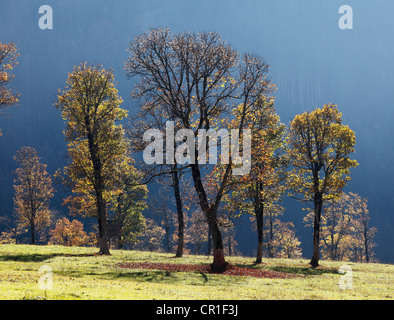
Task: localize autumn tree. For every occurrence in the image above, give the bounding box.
[125,28,271,271]
[0,42,20,136]
[55,62,132,255]
[287,104,358,267]
[227,96,287,263]
[270,220,302,259]
[184,209,205,254]
[304,192,376,262]
[108,170,147,249]
[49,217,94,247]
[135,218,166,252]
[353,193,377,263]
[0,216,18,244]
[127,114,189,257]
[264,204,285,258]
[13,147,54,244]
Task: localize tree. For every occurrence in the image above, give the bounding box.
[125,28,271,271]
[264,204,285,258]
[127,112,189,258]
[108,170,147,249]
[227,96,287,263]
[13,147,54,244]
[55,62,129,255]
[135,218,166,252]
[271,220,303,259]
[352,193,377,263]
[287,104,358,267]
[0,42,19,136]
[49,217,93,247]
[304,192,377,262]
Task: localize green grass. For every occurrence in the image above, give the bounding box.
[0,244,392,300]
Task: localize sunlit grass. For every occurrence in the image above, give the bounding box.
[0,244,392,300]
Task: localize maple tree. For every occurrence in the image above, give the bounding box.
[226,96,287,263]
[0,42,20,137]
[269,220,303,259]
[127,115,189,258]
[134,218,166,252]
[55,62,132,255]
[125,28,272,271]
[187,209,208,254]
[304,192,377,262]
[262,204,285,258]
[108,170,147,249]
[287,104,358,267]
[49,217,94,247]
[13,147,54,244]
[353,193,377,263]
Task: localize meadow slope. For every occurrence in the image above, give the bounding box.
[0,244,392,300]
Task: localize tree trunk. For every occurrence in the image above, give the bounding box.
[209,217,226,272]
[190,163,227,272]
[172,166,184,258]
[207,228,212,255]
[30,221,36,245]
[117,237,123,250]
[97,191,110,255]
[268,211,274,258]
[364,225,369,263]
[86,122,110,255]
[310,192,323,268]
[255,205,264,264]
[162,210,171,253]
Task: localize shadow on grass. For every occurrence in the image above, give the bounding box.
[55,267,233,287]
[55,268,201,285]
[268,265,339,276]
[114,270,177,282]
[0,253,95,263]
[232,262,339,276]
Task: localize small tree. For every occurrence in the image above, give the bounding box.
[288,104,358,267]
[187,209,209,254]
[135,218,165,252]
[305,192,377,262]
[108,170,147,249]
[49,217,91,247]
[227,96,287,263]
[272,220,302,259]
[13,147,54,244]
[352,193,377,263]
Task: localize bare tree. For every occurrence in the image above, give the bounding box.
[125,28,271,271]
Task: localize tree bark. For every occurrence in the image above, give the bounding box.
[172,166,184,258]
[255,204,264,264]
[363,224,369,263]
[86,124,110,255]
[209,216,226,272]
[227,236,232,256]
[30,220,36,245]
[97,191,110,254]
[310,192,323,268]
[268,211,274,258]
[190,163,226,272]
[207,228,212,256]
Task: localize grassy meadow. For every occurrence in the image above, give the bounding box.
[0,244,392,300]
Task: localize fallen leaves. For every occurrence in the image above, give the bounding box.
[117,262,297,279]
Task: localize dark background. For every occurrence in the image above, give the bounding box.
[0,0,393,263]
